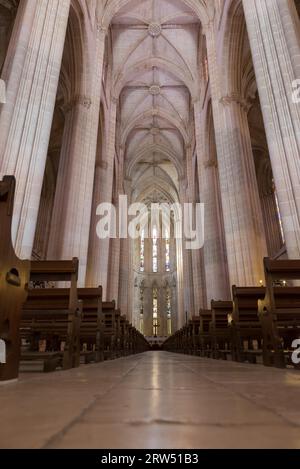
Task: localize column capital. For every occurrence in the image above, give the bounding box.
[96,23,108,35]
[220,93,252,113]
[62,94,92,114]
[202,18,214,37]
[96,160,108,170]
[111,94,119,105]
[204,158,218,169]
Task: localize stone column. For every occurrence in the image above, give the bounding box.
[171,281,177,334]
[178,178,195,318]
[194,101,230,304]
[118,178,134,321]
[85,99,117,294]
[242,0,300,259]
[205,21,267,287]
[185,143,206,313]
[0,0,70,259]
[0,80,5,103]
[118,237,130,316]
[108,152,124,303]
[174,208,185,329]
[47,27,107,285]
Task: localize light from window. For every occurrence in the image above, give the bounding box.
[153,287,158,336]
[165,230,170,272]
[140,229,145,272]
[153,227,158,273]
[166,288,172,336]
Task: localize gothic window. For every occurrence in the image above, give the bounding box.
[153,287,158,336]
[166,288,172,336]
[140,229,145,272]
[152,227,158,273]
[165,230,170,272]
[139,284,144,334]
[139,311,144,335]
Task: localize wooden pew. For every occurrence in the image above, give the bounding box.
[136,329,150,353]
[182,321,192,354]
[199,309,213,357]
[210,300,233,359]
[190,316,201,355]
[258,258,300,368]
[119,315,130,356]
[102,301,119,359]
[0,176,30,381]
[231,286,265,363]
[21,258,82,372]
[78,287,104,364]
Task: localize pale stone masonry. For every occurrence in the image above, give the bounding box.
[0,0,70,259]
[0,0,299,332]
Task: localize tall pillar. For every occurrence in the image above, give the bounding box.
[179,178,195,318]
[184,143,205,315]
[243,0,300,259]
[0,80,5,103]
[205,21,267,287]
[0,0,70,259]
[48,27,107,285]
[118,236,130,317]
[118,178,134,321]
[194,100,230,304]
[85,99,117,294]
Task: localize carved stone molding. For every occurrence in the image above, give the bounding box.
[96,24,108,35]
[150,127,160,136]
[148,22,162,37]
[220,93,252,113]
[204,158,218,169]
[149,85,161,96]
[62,95,92,114]
[96,160,108,170]
[111,95,119,105]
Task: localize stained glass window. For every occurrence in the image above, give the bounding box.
[153,287,158,336]
[166,288,172,336]
[165,230,170,272]
[153,227,158,273]
[139,286,144,333]
[140,229,145,272]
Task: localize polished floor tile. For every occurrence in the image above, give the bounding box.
[0,352,299,449]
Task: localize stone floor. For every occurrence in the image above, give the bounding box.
[0,351,300,449]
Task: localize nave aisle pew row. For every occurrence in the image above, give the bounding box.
[0,176,30,381]
[21,258,82,372]
[258,258,300,368]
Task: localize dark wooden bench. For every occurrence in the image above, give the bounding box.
[78,287,104,364]
[199,310,213,357]
[0,176,30,381]
[102,301,119,359]
[189,316,201,355]
[21,258,82,372]
[231,286,265,363]
[258,258,300,368]
[134,328,150,353]
[210,300,233,359]
[163,327,182,353]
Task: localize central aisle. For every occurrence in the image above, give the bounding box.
[1,352,300,449]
